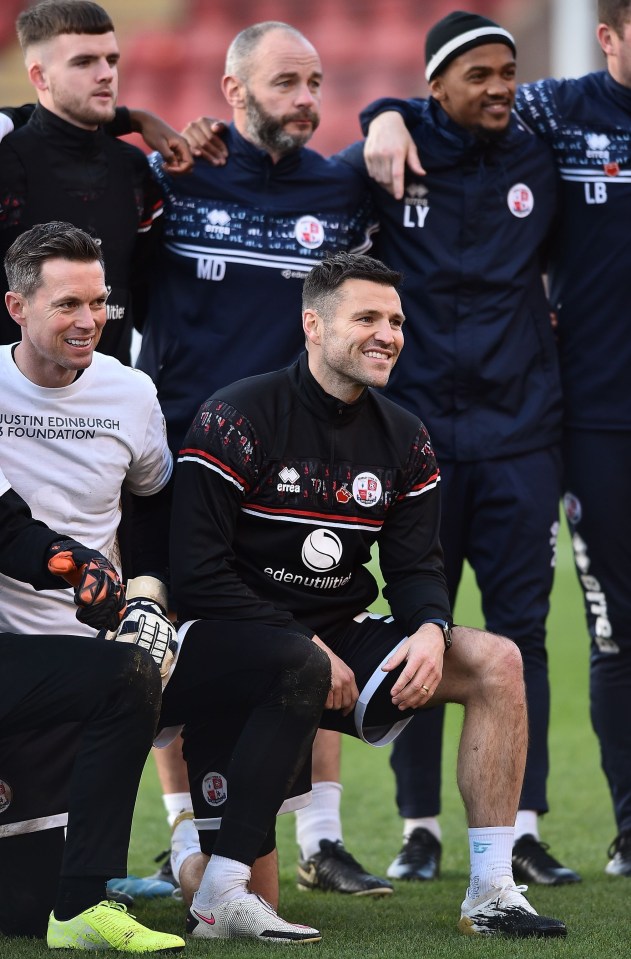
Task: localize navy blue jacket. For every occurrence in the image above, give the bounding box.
[137,124,376,451]
[351,97,562,462]
[516,73,631,430]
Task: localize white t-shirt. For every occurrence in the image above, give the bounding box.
[0,346,173,635]
[0,466,9,498]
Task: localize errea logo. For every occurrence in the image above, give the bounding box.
[585,133,610,160]
[406,183,428,200]
[278,466,300,493]
[205,209,231,236]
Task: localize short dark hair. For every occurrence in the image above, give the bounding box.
[17,0,114,50]
[598,0,631,35]
[5,221,104,298]
[302,253,402,317]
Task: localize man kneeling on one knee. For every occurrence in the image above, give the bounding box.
[159,252,568,942]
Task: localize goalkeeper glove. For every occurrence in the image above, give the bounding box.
[111,575,178,682]
[47,538,126,631]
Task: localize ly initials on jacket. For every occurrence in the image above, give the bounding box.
[403,183,430,228]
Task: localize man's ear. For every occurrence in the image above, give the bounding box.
[5,292,28,328]
[222,74,246,109]
[429,76,446,102]
[303,308,322,345]
[596,23,615,58]
[27,59,48,93]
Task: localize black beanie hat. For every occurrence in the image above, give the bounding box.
[425,10,516,82]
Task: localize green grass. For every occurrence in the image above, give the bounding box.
[7,519,630,957]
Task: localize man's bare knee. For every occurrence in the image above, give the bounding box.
[443,626,524,703]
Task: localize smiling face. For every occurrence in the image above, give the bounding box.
[26,31,119,129]
[430,42,516,136]
[6,257,108,387]
[304,278,405,403]
[225,28,322,160]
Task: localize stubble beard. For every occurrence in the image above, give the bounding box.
[244,90,319,156]
[51,82,116,128]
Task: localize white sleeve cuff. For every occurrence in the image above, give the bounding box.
[0,114,15,141]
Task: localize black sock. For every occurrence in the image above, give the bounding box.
[54,876,108,921]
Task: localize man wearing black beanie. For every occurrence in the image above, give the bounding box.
[340,7,579,909]
[424,10,516,82]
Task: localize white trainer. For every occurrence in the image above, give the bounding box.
[186,894,322,943]
[458,876,567,938]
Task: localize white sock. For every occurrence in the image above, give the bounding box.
[170,814,201,885]
[295,781,343,859]
[514,810,539,842]
[194,854,252,908]
[162,791,193,828]
[403,817,441,842]
[467,826,514,901]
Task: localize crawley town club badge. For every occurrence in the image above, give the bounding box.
[0,779,13,814]
[202,771,227,807]
[352,472,382,507]
[507,183,534,218]
[295,215,325,249]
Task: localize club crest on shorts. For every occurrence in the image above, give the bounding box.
[0,779,13,814]
[202,772,227,807]
[352,472,382,507]
[563,491,582,525]
[295,215,324,249]
[301,528,343,572]
[507,183,534,218]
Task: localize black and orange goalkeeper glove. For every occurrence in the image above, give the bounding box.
[47,539,126,631]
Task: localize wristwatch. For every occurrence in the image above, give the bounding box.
[423,618,453,651]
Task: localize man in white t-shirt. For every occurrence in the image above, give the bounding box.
[1,220,173,634]
[0,220,174,925]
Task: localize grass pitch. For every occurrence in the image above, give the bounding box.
[7,520,631,957]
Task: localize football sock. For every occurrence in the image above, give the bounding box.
[194,854,251,907]
[514,809,539,841]
[467,826,514,899]
[295,781,343,859]
[171,813,201,884]
[162,791,193,828]
[403,816,441,842]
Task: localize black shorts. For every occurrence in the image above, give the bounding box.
[0,723,78,937]
[0,724,80,836]
[161,613,414,849]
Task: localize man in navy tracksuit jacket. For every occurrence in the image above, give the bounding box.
[512,2,631,877]
[136,22,384,901]
[347,10,574,886]
[360,1,631,881]
[138,130,374,454]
